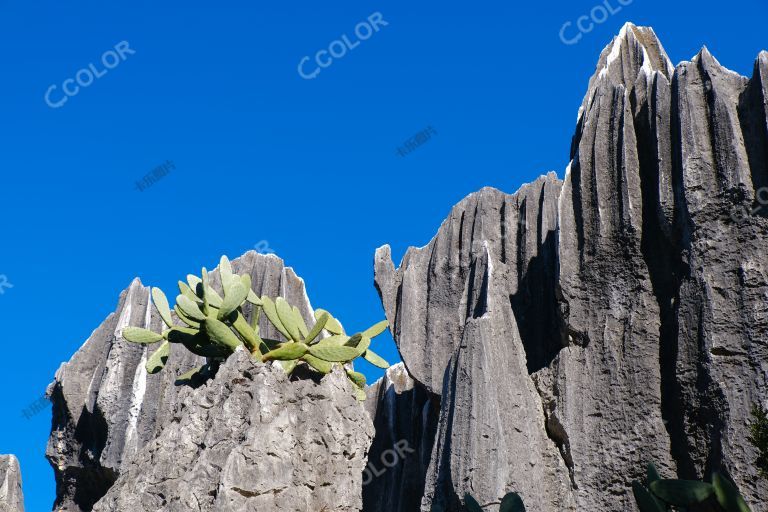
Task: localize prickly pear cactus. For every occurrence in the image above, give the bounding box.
[122,255,390,399]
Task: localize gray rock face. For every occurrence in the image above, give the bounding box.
[47,252,336,511]
[93,349,374,512]
[375,176,573,511]
[0,456,24,512]
[370,22,768,511]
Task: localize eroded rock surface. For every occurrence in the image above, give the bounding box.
[0,455,24,512]
[47,252,330,511]
[93,349,374,512]
[371,23,768,511]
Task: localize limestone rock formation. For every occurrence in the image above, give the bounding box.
[93,349,374,512]
[0,456,24,512]
[371,22,768,511]
[47,252,353,511]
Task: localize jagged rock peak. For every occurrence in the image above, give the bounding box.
[375,172,563,395]
[578,22,674,121]
[93,349,373,512]
[0,455,24,512]
[46,251,327,512]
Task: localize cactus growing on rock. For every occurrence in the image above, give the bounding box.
[632,463,752,512]
[121,255,390,399]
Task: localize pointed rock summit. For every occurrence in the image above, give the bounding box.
[578,22,674,121]
[368,24,768,511]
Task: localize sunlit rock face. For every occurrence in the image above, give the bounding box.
[47,252,375,511]
[369,23,768,511]
[0,455,25,512]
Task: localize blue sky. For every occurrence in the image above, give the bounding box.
[1,1,766,509]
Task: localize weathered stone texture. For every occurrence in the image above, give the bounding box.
[0,456,24,512]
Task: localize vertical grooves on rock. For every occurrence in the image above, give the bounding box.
[738,57,768,196]
[500,199,508,264]
[635,69,694,479]
[516,198,527,280]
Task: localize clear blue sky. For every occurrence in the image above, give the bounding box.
[1,1,766,509]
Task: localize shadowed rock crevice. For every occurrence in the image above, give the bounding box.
[362,364,439,512]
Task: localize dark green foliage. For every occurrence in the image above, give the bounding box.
[632,462,753,512]
[499,492,525,512]
[463,493,483,512]
[748,404,768,480]
[122,255,391,399]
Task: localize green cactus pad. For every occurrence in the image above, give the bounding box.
[317,334,349,346]
[261,342,309,361]
[168,328,230,358]
[174,305,201,328]
[302,354,333,374]
[280,359,298,375]
[187,274,202,292]
[151,287,174,328]
[231,312,260,354]
[203,318,242,351]
[304,313,329,344]
[261,297,291,340]
[293,305,309,338]
[123,327,164,344]
[713,472,751,512]
[500,492,526,512]
[219,280,248,319]
[178,281,202,304]
[631,482,664,512]
[219,255,234,289]
[345,369,367,388]
[362,349,390,369]
[362,319,389,339]
[176,295,207,321]
[650,479,714,506]
[276,297,302,341]
[146,340,170,374]
[343,333,363,347]
[175,365,205,385]
[315,309,343,334]
[647,463,662,484]
[308,344,362,362]
[463,494,483,512]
